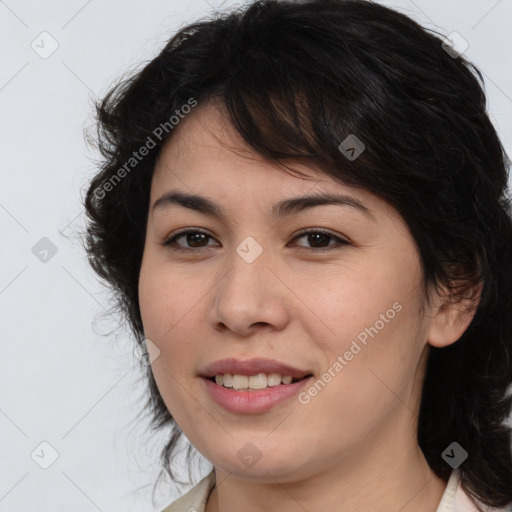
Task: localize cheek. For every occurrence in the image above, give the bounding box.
[138,269,169,340]
[301,258,418,343]
[138,255,194,341]
[291,299,425,449]
[138,261,198,422]
[138,256,210,384]
[301,257,426,405]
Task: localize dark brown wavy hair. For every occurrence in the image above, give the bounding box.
[82,0,512,509]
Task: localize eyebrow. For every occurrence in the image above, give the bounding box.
[152,190,375,220]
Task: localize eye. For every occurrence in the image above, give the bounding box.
[160,228,350,253]
[290,228,350,252]
[161,228,218,251]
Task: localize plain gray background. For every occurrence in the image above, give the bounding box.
[1,0,511,510]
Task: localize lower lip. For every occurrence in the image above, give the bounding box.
[202,377,313,414]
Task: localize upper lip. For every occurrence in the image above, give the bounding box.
[200,358,313,379]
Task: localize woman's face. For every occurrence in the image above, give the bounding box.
[138,101,436,482]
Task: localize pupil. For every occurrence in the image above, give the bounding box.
[309,233,329,247]
[188,233,206,247]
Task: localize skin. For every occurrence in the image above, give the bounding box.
[138,100,479,512]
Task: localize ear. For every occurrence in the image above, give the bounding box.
[426,280,483,348]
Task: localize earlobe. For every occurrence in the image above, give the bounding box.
[426,281,483,348]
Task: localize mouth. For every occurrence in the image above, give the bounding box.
[202,374,313,415]
[200,357,314,388]
[205,373,313,391]
[199,358,314,413]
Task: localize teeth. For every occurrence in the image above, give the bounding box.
[266,372,282,387]
[212,373,298,390]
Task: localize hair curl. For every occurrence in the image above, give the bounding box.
[83,0,512,508]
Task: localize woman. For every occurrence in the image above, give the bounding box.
[83,0,512,511]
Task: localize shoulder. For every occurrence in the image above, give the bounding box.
[160,470,216,512]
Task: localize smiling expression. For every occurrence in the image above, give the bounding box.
[138,100,438,482]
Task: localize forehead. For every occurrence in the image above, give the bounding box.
[153,101,344,196]
[149,101,394,224]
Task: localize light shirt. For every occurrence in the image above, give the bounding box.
[160,468,508,512]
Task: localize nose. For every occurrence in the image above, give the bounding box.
[207,245,290,337]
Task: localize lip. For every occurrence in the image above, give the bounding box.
[199,357,314,414]
[202,375,314,414]
[200,357,312,380]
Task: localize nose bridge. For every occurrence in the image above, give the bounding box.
[208,236,289,335]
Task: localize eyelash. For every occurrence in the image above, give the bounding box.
[160,228,350,253]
